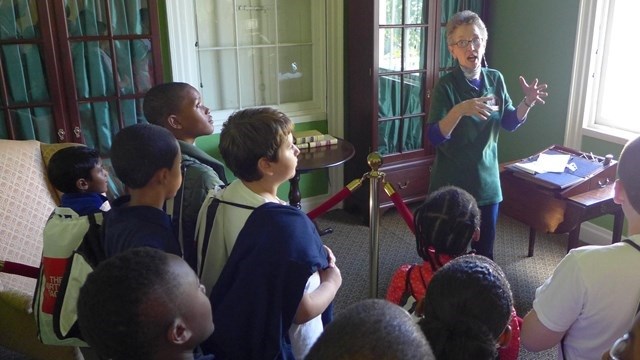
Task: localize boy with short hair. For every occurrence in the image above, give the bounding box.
[77,247,214,360]
[306,299,435,360]
[103,123,182,258]
[521,136,640,359]
[200,107,341,359]
[144,82,227,270]
[47,145,110,214]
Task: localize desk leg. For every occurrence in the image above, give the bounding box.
[528,228,536,257]
[289,171,302,209]
[567,225,581,253]
[612,208,624,244]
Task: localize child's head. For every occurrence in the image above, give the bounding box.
[414,186,480,268]
[47,146,108,194]
[617,136,640,215]
[219,107,297,182]
[143,82,214,143]
[111,123,181,193]
[306,299,434,360]
[419,255,513,360]
[78,247,214,360]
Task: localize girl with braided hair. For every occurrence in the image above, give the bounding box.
[419,255,514,360]
[385,185,480,310]
[385,185,521,359]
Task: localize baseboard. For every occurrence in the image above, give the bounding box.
[580,222,617,245]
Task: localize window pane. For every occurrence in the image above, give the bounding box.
[115,39,152,95]
[378,119,400,155]
[0,0,39,40]
[403,73,423,115]
[379,28,402,73]
[379,75,401,118]
[404,27,425,71]
[200,49,239,111]
[9,107,55,141]
[402,116,423,151]
[237,0,276,46]
[239,47,277,107]
[196,0,236,48]
[380,0,403,25]
[1,44,50,104]
[277,0,311,43]
[110,0,149,35]
[70,41,116,98]
[120,99,143,127]
[66,0,108,36]
[78,101,118,154]
[596,1,640,133]
[406,0,426,24]
[279,45,312,104]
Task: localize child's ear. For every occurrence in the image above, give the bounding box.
[613,179,626,206]
[76,178,89,191]
[257,157,274,177]
[167,318,192,345]
[472,227,481,242]
[167,115,182,130]
[497,324,512,348]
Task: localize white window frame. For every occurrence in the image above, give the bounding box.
[166,1,335,133]
[166,1,345,208]
[565,0,638,149]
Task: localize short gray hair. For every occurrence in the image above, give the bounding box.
[446,10,488,45]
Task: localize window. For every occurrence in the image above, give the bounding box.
[565,0,638,148]
[0,0,163,153]
[166,0,327,131]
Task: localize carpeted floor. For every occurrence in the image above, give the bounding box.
[316,207,565,359]
[2,207,567,360]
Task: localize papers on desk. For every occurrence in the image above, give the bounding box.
[511,154,571,174]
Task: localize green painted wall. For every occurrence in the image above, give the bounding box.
[194,120,330,201]
[487,1,627,234]
[487,0,579,163]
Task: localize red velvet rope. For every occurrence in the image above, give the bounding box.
[0,260,39,279]
[307,187,353,220]
[388,191,415,234]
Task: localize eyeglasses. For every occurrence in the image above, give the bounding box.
[451,37,484,49]
[609,333,630,360]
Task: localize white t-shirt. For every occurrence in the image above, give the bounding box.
[199,179,275,294]
[533,234,640,360]
[289,272,323,359]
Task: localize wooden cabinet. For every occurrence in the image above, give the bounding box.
[344,0,439,214]
[344,0,486,216]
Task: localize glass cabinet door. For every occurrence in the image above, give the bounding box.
[377,0,429,156]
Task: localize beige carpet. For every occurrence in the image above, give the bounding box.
[316,207,565,359]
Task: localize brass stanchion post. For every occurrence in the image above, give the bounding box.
[367,152,383,298]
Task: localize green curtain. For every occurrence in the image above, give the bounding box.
[0,0,54,142]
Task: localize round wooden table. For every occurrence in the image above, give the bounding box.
[288,138,355,210]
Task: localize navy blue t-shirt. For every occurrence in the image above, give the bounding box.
[103,195,181,258]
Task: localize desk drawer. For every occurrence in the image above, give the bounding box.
[381,164,430,201]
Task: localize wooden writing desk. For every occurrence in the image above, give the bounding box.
[500,145,623,256]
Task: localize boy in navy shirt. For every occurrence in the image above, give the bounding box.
[103,123,182,258]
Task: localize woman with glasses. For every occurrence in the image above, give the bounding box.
[427,10,548,260]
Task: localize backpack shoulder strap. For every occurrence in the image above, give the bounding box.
[623,239,640,252]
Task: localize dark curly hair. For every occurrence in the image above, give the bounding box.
[110,123,179,189]
[143,82,193,127]
[77,248,183,360]
[418,255,513,360]
[47,146,101,194]
[414,186,480,270]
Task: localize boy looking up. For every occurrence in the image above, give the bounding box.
[77,247,214,360]
[47,145,110,215]
[144,82,227,270]
[103,123,182,258]
[521,136,640,359]
[200,107,341,359]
